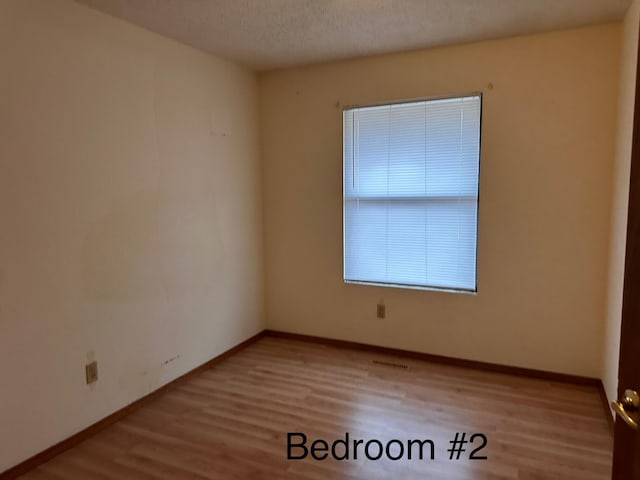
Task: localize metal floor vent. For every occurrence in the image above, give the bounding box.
[372,359,409,369]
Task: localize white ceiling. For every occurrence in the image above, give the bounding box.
[76,0,631,71]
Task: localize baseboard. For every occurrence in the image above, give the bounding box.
[597,380,615,435]
[0,330,266,480]
[264,329,601,386]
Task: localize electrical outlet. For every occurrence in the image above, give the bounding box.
[85,361,98,384]
[377,303,386,319]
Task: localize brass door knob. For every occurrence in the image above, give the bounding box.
[611,389,639,430]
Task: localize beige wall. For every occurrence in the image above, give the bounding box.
[0,0,264,471]
[260,25,621,378]
[602,0,640,412]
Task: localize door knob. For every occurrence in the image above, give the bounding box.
[611,389,639,430]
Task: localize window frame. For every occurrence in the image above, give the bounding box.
[341,92,483,294]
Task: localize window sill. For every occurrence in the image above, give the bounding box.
[344,280,477,295]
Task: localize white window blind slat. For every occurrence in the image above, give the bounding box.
[343,95,481,292]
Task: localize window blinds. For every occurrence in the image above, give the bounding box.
[343,95,481,292]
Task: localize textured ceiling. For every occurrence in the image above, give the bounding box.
[76,0,631,71]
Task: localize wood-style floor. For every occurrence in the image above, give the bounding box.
[19,337,612,479]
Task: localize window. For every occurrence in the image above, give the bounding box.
[343,95,481,292]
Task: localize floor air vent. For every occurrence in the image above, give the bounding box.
[372,360,408,369]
